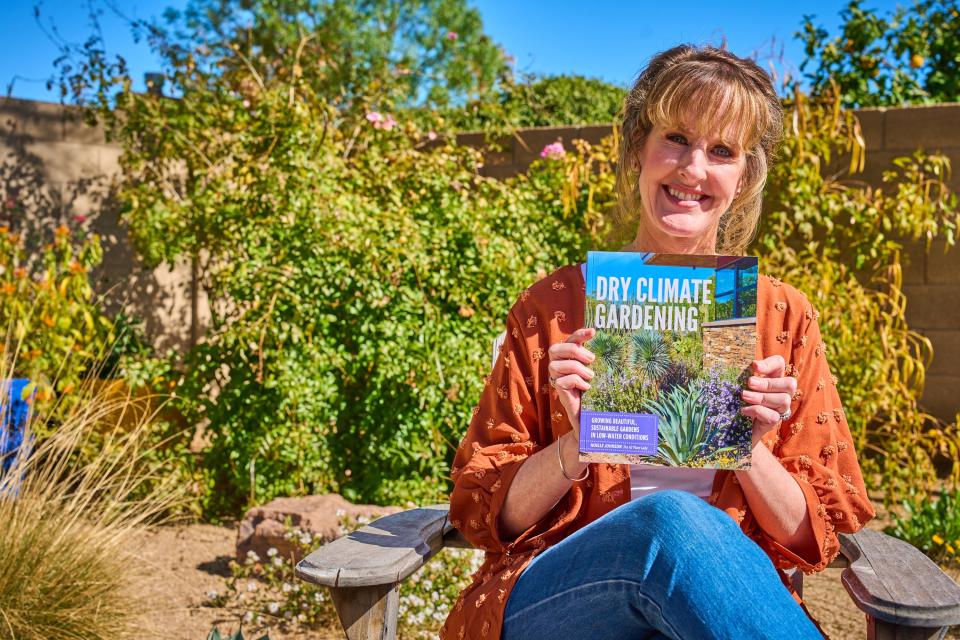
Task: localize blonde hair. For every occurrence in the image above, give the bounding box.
[616,45,783,254]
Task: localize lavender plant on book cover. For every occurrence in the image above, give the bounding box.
[580,251,758,469]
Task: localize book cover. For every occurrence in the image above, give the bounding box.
[579,251,758,469]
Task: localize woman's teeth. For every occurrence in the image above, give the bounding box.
[667,186,706,201]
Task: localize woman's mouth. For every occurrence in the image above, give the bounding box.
[662,184,710,207]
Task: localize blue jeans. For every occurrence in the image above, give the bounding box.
[501,490,823,640]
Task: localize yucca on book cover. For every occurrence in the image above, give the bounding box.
[579,251,758,469]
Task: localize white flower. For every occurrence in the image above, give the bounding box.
[206,589,219,599]
[266,547,278,557]
[284,611,293,619]
[268,602,280,614]
[297,613,306,621]
[282,582,292,593]
[314,592,325,602]
[299,533,312,545]
[243,611,254,623]
[246,582,258,592]
[246,550,261,562]
[272,556,283,567]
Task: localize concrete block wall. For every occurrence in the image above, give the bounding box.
[0,97,198,352]
[1,96,957,421]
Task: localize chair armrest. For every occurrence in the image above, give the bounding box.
[295,504,452,588]
[839,529,960,628]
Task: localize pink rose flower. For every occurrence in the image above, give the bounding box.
[73,214,87,223]
[539,142,566,160]
[367,111,397,131]
[446,31,458,41]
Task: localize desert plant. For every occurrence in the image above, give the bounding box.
[642,383,736,467]
[630,330,671,384]
[588,331,629,377]
[0,362,182,639]
[700,367,754,460]
[584,372,652,414]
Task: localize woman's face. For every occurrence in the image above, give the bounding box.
[635,121,747,251]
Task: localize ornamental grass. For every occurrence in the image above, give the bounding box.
[0,349,183,640]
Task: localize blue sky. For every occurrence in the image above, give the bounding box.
[1,0,904,102]
[586,253,716,302]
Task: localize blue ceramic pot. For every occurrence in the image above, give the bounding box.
[0,378,32,484]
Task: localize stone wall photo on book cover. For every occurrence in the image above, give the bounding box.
[580,251,758,469]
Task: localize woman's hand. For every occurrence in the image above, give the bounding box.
[546,328,596,438]
[740,355,797,445]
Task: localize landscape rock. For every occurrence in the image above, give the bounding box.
[236,493,402,562]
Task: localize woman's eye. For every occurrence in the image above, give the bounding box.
[712,146,734,158]
[666,133,687,145]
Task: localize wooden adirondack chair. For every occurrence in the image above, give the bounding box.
[296,335,960,640]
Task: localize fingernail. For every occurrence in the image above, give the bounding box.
[748,376,762,388]
[742,390,761,403]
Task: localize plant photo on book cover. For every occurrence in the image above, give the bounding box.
[581,251,758,469]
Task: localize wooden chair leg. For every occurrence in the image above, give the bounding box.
[867,616,948,640]
[328,583,399,640]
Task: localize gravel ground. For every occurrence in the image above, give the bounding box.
[129,506,956,640]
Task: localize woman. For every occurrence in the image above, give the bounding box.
[442,45,875,640]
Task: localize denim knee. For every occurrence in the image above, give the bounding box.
[616,490,728,554]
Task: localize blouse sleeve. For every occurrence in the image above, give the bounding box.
[448,301,546,554]
[758,302,876,573]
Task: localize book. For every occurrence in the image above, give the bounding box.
[579,251,758,469]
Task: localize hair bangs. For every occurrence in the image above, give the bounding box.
[645,63,769,153]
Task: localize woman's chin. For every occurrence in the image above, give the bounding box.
[654,212,713,239]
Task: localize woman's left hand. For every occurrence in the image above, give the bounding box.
[740,355,797,445]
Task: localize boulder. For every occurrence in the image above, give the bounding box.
[236,493,401,562]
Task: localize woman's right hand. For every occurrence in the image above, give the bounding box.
[546,327,597,439]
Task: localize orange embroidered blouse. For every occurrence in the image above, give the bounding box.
[440,265,875,640]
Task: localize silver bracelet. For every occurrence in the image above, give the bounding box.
[557,436,589,482]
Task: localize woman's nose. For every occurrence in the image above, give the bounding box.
[679,148,708,182]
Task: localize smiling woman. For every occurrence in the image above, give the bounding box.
[443,44,874,640]
[617,46,782,255]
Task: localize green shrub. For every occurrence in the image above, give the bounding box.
[0,223,114,419]
[447,73,625,132]
[886,486,960,567]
